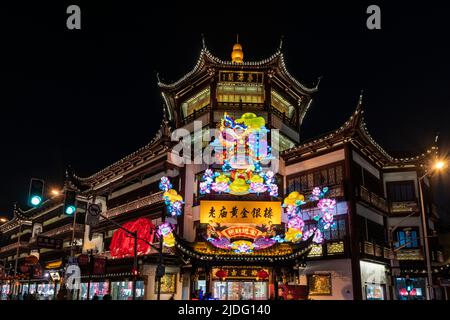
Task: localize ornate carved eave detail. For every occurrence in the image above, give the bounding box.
[282,93,433,169]
[157,46,317,95]
[71,119,172,188]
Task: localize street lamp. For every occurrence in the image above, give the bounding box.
[0,217,9,224]
[418,159,446,300]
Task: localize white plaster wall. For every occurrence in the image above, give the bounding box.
[284,149,345,177]
[300,258,354,300]
[143,265,183,300]
[352,151,380,179]
[356,203,384,225]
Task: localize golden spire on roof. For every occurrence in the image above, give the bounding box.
[231,34,243,64]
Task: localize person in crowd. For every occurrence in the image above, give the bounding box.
[92,294,99,300]
[169,294,175,300]
[102,294,112,300]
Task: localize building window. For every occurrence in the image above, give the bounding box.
[271,90,294,118]
[387,181,415,202]
[217,84,264,104]
[395,277,426,300]
[395,229,419,249]
[287,163,344,194]
[181,87,210,118]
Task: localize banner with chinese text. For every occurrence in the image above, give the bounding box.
[200,200,281,225]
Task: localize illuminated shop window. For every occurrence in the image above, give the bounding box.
[395,229,419,249]
[111,281,145,300]
[80,281,109,300]
[217,84,264,104]
[181,88,210,118]
[271,90,294,118]
[395,277,425,300]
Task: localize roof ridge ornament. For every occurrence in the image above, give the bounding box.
[278,35,284,52]
[201,33,206,49]
[231,34,244,64]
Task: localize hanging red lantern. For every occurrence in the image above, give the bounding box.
[215,269,228,280]
[409,288,417,296]
[256,269,269,280]
[109,217,156,259]
[20,264,30,273]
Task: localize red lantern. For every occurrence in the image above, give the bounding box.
[409,288,417,296]
[109,217,156,259]
[256,269,269,280]
[78,254,89,266]
[215,269,227,280]
[399,288,408,296]
[20,264,30,273]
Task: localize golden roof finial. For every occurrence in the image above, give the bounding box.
[231,34,243,64]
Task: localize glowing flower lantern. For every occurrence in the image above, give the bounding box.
[157,222,176,247]
[160,176,184,216]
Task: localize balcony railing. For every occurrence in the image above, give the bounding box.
[39,223,84,238]
[390,201,419,214]
[395,248,423,260]
[0,241,29,254]
[216,102,265,111]
[359,186,389,213]
[102,192,164,219]
[361,241,391,260]
[182,105,210,124]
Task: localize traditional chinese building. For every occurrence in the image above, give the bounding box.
[0,39,448,300]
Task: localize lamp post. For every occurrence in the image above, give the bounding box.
[417,160,446,300]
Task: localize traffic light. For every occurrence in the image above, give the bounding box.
[64,190,77,215]
[28,178,44,207]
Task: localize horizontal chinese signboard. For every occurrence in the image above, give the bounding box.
[36,235,63,250]
[200,200,281,225]
[219,71,264,84]
[221,226,264,239]
[212,267,269,280]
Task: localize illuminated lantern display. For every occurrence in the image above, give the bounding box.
[279,187,336,245]
[159,176,184,216]
[109,217,156,259]
[200,113,278,197]
[157,222,176,247]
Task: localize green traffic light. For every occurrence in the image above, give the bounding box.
[30,195,42,206]
[65,205,76,215]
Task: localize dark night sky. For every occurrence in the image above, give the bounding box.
[1,1,449,223]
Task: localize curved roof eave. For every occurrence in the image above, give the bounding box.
[157,48,318,94]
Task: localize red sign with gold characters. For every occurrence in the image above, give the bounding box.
[221,226,264,239]
[200,200,281,225]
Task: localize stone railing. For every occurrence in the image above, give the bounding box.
[102,192,164,219]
